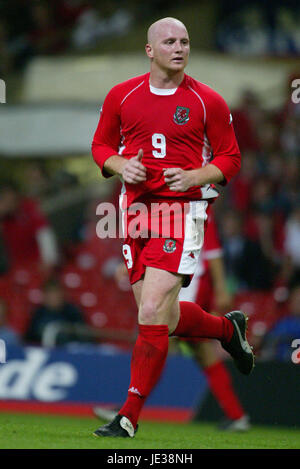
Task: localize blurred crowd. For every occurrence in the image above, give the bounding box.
[0,0,131,75]
[215,73,300,296]
[0,0,178,76]
[0,73,299,361]
[0,0,299,361]
[217,2,300,56]
[1,0,299,77]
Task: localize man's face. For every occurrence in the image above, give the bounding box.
[44,286,64,310]
[146,22,190,73]
[0,190,18,217]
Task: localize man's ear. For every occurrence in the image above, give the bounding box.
[145,43,153,59]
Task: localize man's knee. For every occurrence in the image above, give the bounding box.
[138,299,161,325]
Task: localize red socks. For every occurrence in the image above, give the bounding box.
[172,301,234,342]
[119,302,234,429]
[203,361,244,420]
[119,324,169,428]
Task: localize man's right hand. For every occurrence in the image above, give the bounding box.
[122,149,147,184]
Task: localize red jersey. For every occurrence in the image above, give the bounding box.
[92,73,241,209]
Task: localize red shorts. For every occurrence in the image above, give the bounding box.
[121,199,209,286]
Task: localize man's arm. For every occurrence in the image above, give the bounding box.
[92,88,147,185]
[92,89,123,178]
[164,89,241,192]
[164,163,224,192]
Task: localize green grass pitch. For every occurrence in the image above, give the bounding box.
[0,413,299,449]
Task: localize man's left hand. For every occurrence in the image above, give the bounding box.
[163,168,194,192]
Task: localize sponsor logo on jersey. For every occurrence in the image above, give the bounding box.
[173,106,190,125]
[163,239,176,253]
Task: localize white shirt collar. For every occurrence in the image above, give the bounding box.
[149,84,178,95]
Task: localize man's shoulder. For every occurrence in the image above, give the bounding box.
[107,73,149,101]
[186,75,227,105]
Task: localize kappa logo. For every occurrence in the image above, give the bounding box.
[120,416,135,437]
[128,386,142,396]
[163,239,176,253]
[173,106,190,125]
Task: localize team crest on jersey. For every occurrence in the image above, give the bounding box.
[173,106,190,125]
[163,239,176,253]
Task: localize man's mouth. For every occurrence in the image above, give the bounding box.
[172,57,184,62]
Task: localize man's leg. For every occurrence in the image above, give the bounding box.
[118,267,182,428]
[94,266,183,437]
[94,284,253,436]
[170,301,233,340]
[171,301,254,376]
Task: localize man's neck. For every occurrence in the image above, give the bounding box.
[149,68,185,89]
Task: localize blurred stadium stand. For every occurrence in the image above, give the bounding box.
[0,0,299,426]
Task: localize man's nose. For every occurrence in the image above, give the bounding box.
[174,40,183,52]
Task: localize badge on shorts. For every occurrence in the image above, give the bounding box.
[173,106,190,125]
[163,239,176,253]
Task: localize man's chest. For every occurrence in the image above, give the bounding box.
[120,91,206,142]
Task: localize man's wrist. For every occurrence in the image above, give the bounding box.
[103,154,126,177]
[189,164,224,187]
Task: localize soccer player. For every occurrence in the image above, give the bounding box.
[91,17,254,438]
[93,209,250,431]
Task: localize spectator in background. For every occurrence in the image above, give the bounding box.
[242,211,281,290]
[0,19,11,76]
[280,116,300,156]
[23,163,52,201]
[229,152,257,213]
[25,278,85,345]
[221,210,247,290]
[0,181,59,273]
[29,1,67,55]
[70,0,133,50]
[231,90,262,153]
[0,297,20,346]
[221,209,278,291]
[276,158,300,217]
[0,0,34,72]
[281,205,300,287]
[260,284,300,361]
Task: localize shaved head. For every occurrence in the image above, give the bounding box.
[147,17,188,45]
[145,17,190,83]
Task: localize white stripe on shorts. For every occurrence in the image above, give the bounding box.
[177,200,208,275]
